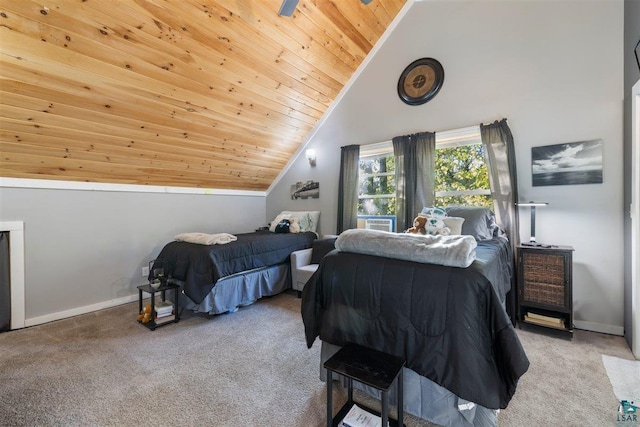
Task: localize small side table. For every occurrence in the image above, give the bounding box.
[324,343,405,427]
[137,282,180,331]
[517,245,574,338]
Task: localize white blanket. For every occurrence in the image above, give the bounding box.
[335,228,477,268]
[174,232,237,245]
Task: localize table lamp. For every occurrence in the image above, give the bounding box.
[518,201,549,246]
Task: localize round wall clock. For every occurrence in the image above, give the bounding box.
[397,58,444,105]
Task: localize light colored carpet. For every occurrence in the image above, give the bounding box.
[0,290,635,426]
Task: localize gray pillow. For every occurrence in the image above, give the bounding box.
[443,206,499,241]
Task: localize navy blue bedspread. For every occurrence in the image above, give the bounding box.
[153,231,316,304]
[301,237,528,410]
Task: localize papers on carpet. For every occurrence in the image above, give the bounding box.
[602,355,640,406]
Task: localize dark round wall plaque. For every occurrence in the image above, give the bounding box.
[397,58,444,106]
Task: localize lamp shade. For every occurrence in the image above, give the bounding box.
[305,149,316,166]
[517,201,548,246]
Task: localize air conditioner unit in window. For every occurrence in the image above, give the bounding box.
[365,218,394,233]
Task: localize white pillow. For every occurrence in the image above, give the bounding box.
[279,211,320,233]
[443,217,465,236]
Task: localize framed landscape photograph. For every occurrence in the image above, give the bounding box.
[531,139,603,187]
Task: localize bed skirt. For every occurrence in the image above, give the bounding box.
[320,342,498,427]
[179,263,291,315]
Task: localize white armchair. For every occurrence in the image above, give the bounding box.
[291,248,318,297]
[291,235,338,297]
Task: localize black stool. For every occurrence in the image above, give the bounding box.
[324,343,405,427]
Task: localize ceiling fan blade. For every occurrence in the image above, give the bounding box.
[278,0,299,17]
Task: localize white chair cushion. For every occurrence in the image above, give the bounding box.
[297,264,318,283]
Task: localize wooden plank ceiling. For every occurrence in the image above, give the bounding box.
[0,0,405,191]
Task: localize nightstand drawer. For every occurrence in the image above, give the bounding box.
[521,252,566,307]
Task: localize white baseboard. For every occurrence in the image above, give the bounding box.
[20,295,626,336]
[574,320,624,336]
[24,294,139,328]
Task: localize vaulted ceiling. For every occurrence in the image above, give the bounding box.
[0,0,406,191]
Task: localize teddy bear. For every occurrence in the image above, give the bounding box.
[289,217,300,233]
[406,215,451,236]
[405,216,428,234]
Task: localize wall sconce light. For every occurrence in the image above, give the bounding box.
[305,149,316,166]
[517,201,549,246]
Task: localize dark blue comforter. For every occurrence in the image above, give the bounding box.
[153,231,316,303]
[301,237,528,410]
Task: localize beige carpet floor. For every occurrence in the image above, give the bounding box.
[0,290,635,426]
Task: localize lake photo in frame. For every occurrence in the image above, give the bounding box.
[532,139,603,186]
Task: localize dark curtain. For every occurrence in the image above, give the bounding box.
[480,118,520,325]
[337,145,360,233]
[392,131,436,232]
[0,232,10,332]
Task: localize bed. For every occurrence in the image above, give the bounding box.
[151,226,317,315]
[301,207,529,426]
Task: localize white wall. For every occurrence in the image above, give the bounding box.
[267,0,625,334]
[0,184,265,325]
[623,0,640,349]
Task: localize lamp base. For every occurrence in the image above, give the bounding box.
[521,241,552,248]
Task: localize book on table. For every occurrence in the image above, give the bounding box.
[154,314,175,324]
[155,307,173,316]
[339,404,388,427]
[525,311,565,328]
[154,301,174,317]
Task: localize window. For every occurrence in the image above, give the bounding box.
[357,126,492,222]
[358,143,396,217]
[434,127,492,208]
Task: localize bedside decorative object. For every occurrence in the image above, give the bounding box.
[517,201,548,247]
[137,281,180,331]
[397,58,444,105]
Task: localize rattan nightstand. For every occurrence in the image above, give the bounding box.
[517,245,574,338]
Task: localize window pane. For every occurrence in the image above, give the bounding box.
[358,155,396,216]
[358,197,395,216]
[435,144,491,207]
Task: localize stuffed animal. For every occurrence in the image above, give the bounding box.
[405,216,428,234]
[289,217,301,233]
[424,216,451,236]
[406,215,451,236]
[273,217,301,233]
[274,218,291,233]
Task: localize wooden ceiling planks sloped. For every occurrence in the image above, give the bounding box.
[0,0,405,190]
